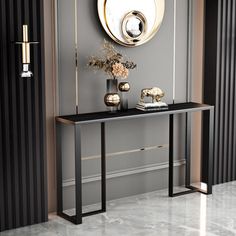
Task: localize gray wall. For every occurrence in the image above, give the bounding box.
[56,0,201,210]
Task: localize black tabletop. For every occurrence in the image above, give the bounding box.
[56,102,214,125]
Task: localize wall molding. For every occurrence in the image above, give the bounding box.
[63,159,186,187]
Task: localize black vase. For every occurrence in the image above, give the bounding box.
[118,82,130,111]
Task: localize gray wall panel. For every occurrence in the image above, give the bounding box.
[57,0,191,208]
[77,0,175,113]
[57,0,77,114]
[175,0,188,102]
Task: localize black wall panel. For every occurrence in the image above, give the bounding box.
[203,0,236,184]
[0,0,47,232]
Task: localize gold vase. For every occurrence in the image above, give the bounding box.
[104,93,120,107]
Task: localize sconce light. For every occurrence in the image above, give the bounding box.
[15,25,39,78]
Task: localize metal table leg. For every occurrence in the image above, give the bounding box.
[56,123,82,224]
[169,114,174,197]
[185,113,191,188]
[169,113,196,197]
[205,108,214,194]
[82,122,107,217]
[169,111,212,197]
[56,122,63,215]
[188,108,214,195]
[74,124,82,224]
[101,122,106,212]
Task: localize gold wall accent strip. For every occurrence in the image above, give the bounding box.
[82,144,169,161]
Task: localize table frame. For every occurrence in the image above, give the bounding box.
[56,102,214,224]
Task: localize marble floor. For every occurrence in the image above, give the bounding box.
[1,181,236,236]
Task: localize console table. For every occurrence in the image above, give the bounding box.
[56,102,214,224]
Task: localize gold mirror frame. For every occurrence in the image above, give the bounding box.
[97,0,165,47]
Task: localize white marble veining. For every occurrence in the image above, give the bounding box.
[1,181,236,236]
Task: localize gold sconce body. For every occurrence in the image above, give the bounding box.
[22,25,31,64]
[15,25,39,78]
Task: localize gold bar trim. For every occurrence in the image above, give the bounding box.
[82,144,169,161]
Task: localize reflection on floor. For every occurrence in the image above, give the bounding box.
[1,181,236,236]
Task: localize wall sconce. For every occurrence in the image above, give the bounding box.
[15,25,39,78]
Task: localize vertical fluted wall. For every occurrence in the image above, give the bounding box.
[0,0,47,232]
[203,0,236,184]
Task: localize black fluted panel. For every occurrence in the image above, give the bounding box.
[0,0,47,232]
[203,0,236,184]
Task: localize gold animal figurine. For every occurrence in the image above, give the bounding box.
[140,87,165,103]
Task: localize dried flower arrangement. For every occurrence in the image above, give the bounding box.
[88,40,137,79]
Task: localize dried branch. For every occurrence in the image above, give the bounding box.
[88,40,137,79]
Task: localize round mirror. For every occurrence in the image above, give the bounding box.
[122,11,147,42]
[97,0,165,47]
[126,17,143,38]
